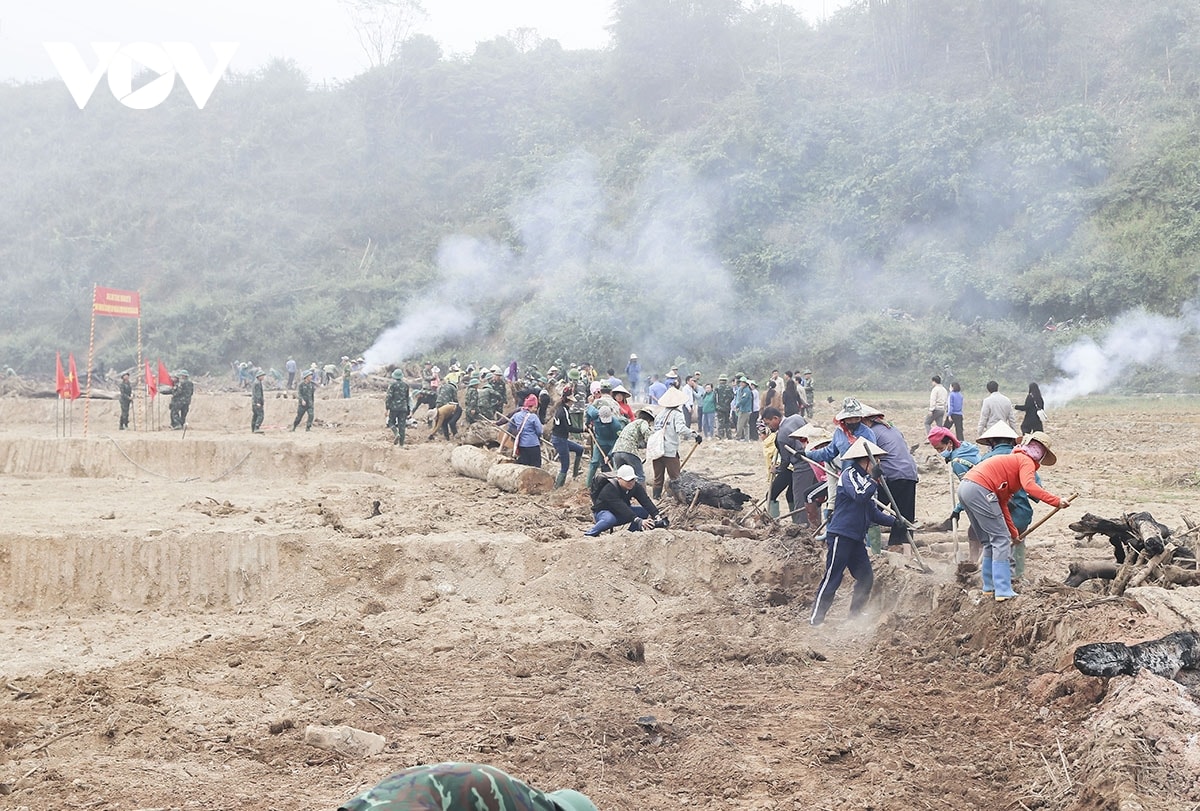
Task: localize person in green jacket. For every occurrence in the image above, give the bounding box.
[118,372,133,430]
[251,369,266,433]
[339,762,597,811]
[714,374,735,440]
[292,369,315,431]
[385,370,410,446]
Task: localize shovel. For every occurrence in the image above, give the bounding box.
[864,445,932,574]
[948,464,963,562]
[1017,493,1079,542]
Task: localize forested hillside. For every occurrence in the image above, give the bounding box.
[3,0,1200,389]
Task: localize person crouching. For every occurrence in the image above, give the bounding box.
[809,438,896,627]
[584,464,668,537]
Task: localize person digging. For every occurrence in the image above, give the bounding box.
[809,437,895,627]
[957,431,1071,602]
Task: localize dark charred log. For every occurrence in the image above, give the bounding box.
[668,471,752,511]
[1074,631,1200,680]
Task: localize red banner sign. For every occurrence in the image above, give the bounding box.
[93,286,140,318]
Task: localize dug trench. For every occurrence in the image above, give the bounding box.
[0,392,1197,810]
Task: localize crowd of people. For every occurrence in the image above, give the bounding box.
[130,351,1068,628]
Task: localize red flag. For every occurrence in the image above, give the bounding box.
[145,361,158,400]
[157,359,173,387]
[55,352,66,398]
[67,353,81,400]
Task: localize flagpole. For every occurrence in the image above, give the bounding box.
[84,284,97,438]
[136,316,143,432]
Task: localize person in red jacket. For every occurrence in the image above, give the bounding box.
[958,431,1071,601]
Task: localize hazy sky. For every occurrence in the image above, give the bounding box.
[0,1,854,85]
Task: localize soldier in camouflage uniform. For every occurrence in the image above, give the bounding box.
[385,369,410,446]
[118,372,133,430]
[464,376,482,423]
[428,376,461,440]
[478,373,505,422]
[170,370,194,429]
[714,374,735,440]
[251,369,266,433]
[338,761,598,811]
[292,369,315,431]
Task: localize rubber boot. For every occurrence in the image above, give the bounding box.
[1012,542,1026,582]
[980,553,994,594]
[814,509,830,541]
[993,559,1017,601]
[768,500,780,519]
[555,470,567,489]
[652,486,662,500]
[867,525,882,556]
[572,452,582,478]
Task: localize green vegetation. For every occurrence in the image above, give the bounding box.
[2,0,1200,391]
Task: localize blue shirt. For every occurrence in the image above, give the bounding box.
[942,441,981,478]
[735,386,754,413]
[868,421,918,481]
[648,381,667,403]
[947,390,964,416]
[505,409,544,448]
[807,423,878,465]
[827,463,896,541]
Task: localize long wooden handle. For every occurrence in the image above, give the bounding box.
[1018,492,1080,540]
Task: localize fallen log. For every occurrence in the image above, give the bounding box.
[1066,556,1200,589]
[1065,561,1119,588]
[667,470,752,511]
[1074,631,1200,680]
[457,421,502,448]
[487,461,554,495]
[450,445,497,481]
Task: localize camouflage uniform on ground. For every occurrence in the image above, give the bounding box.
[385,371,410,446]
[338,762,596,811]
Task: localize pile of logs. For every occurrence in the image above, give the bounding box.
[450,444,554,495]
[1066,512,1199,595]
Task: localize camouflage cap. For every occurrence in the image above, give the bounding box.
[547,789,599,811]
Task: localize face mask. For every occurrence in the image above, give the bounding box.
[1022,442,1046,462]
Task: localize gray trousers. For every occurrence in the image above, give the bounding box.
[957,480,1012,561]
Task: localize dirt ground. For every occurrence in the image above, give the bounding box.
[0,384,1198,811]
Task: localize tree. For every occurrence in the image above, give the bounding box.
[341,0,427,68]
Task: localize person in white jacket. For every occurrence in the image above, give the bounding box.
[649,386,701,499]
[925,375,948,432]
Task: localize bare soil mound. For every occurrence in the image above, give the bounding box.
[0,391,1196,810]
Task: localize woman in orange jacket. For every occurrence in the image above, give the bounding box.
[958,431,1071,601]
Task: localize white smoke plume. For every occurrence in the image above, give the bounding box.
[1042,307,1198,407]
[361,235,513,371]
[362,152,735,371]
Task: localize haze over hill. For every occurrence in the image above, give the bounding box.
[2,0,1199,396]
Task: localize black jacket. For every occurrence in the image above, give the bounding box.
[591,478,659,525]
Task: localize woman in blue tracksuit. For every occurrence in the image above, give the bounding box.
[810,438,896,627]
